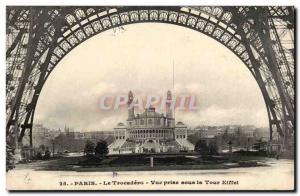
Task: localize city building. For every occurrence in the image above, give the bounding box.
[32,124,61,147]
[109,91,194,154]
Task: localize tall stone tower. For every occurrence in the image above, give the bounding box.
[166,90,173,118]
[166,90,175,127]
[128,90,135,120]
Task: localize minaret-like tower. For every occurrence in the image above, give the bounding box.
[166,90,175,128]
[166,90,173,118]
[128,90,134,120]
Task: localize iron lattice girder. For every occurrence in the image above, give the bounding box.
[6,6,294,145]
[228,6,295,139]
[246,7,294,139]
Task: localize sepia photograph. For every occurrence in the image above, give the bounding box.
[5,5,295,191]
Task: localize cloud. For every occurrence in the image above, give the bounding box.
[34,23,268,131]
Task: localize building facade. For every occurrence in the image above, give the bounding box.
[109,91,194,154]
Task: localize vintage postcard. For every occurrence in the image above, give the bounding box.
[6,6,295,191]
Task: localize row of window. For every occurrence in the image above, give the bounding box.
[130,133,169,138]
[138,118,164,125]
[176,135,186,139]
[129,129,171,134]
[116,136,125,139]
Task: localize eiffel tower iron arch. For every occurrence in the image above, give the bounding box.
[6,6,294,159]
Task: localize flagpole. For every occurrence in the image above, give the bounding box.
[173,60,175,120]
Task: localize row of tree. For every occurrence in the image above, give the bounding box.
[84,140,109,157]
[194,138,268,156]
[194,140,218,155]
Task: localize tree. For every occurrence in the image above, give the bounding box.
[95,140,109,157]
[35,152,43,160]
[39,144,46,152]
[84,140,95,156]
[228,140,233,153]
[194,140,209,155]
[223,127,229,140]
[44,149,51,159]
[208,142,219,155]
[187,133,201,144]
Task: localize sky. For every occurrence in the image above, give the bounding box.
[34,23,269,131]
